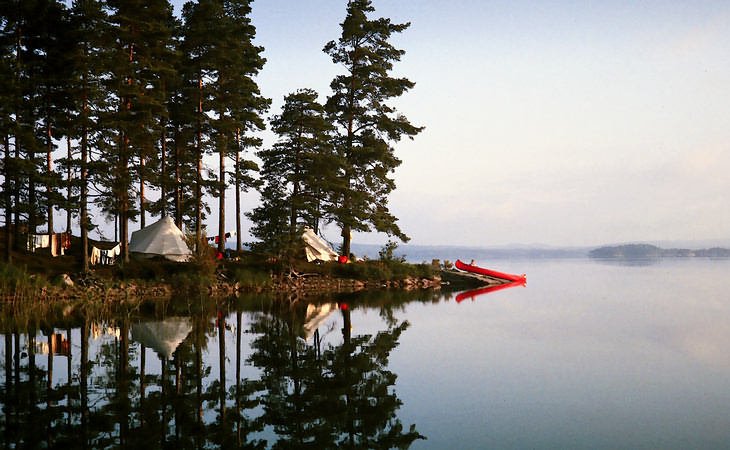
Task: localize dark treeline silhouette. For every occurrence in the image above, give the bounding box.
[0,0,421,268]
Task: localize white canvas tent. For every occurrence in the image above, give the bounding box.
[129,216,192,262]
[302,227,339,262]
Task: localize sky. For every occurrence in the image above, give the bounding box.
[170,0,730,248]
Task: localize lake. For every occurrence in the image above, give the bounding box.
[1,257,730,448]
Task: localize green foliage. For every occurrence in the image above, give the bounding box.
[379,240,406,263]
[0,263,47,300]
[229,266,271,289]
[324,0,424,255]
[304,260,433,282]
[250,89,336,256]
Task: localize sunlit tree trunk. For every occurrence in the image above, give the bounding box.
[4,136,12,263]
[80,101,89,271]
[47,123,54,256]
[195,75,203,250]
[66,136,72,233]
[140,156,145,228]
[235,129,242,251]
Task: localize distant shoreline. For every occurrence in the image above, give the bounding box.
[589,244,730,259]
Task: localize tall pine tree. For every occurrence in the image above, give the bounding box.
[324,0,423,257]
[181,0,267,253]
[250,88,337,258]
[105,0,176,262]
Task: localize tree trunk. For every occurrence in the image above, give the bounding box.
[174,132,182,229]
[139,156,145,228]
[218,126,225,254]
[29,149,37,234]
[342,224,351,258]
[235,129,241,251]
[121,135,130,263]
[4,136,12,263]
[66,136,72,233]
[160,128,167,217]
[81,111,89,271]
[47,122,53,256]
[195,75,203,250]
[12,135,20,252]
[216,73,226,255]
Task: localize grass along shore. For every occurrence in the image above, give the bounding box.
[0,243,441,305]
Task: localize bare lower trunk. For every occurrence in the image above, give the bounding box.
[195,153,202,249]
[195,75,203,250]
[12,137,19,251]
[4,135,12,263]
[235,129,241,251]
[81,120,89,271]
[46,123,53,256]
[218,139,225,254]
[66,136,72,233]
[160,129,167,217]
[121,136,130,263]
[140,156,145,228]
[174,133,181,229]
[342,223,351,258]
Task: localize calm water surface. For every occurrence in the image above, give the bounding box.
[1,258,730,448]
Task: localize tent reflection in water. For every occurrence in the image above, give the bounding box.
[302,227,339,262]
[129,215,192,262]
[299,303,339,341]
[131,317,193,360]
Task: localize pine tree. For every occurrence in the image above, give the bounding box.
[180,0,217,249]
[250,88,337,258]
[181,0,267,253]
[324,0,423,257]
[0,3,19,261]
[32,1,73,254]
[67,0,111,271]
[105,0,176,262]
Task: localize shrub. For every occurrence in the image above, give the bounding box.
[0,263,47,300]
[230,267,271,289]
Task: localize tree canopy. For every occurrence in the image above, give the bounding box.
[0,0,422,265]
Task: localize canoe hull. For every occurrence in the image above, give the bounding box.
[455,259,526,283]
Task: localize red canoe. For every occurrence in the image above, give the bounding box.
[455,259,526,283]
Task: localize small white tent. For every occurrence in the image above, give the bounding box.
[302,227,338,262]
[129,216,192,262]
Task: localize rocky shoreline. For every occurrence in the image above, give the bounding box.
[2,266,508,306]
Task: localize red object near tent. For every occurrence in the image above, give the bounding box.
[455,279,526,303]
[455,259,526,283]
[338,255,348,264]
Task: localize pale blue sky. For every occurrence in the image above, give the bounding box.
[180,0,730,247]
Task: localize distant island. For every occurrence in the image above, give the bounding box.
[589,244,730,259]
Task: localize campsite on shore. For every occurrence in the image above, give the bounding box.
[0,215,452,309]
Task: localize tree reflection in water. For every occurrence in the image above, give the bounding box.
[0,294,425,448]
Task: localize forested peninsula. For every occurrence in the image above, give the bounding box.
[0,0,439,302]
[589,244,730,259]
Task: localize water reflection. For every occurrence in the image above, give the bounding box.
[589,256,661,266]
[455,280,526,303]
[0,292,432,448]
